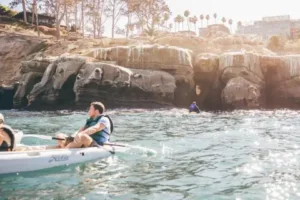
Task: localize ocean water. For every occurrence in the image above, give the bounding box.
[1,109,300,200]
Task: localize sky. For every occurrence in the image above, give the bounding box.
[2,0,300,36]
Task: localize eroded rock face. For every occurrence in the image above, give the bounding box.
[0,33,47,85]
[219,52,265,109]
[193,53,221,110]
[219,52,264,85]
[194,53,219,83]
[193,52,266,110]
[74,62,131,107]
[74,63,176,108]
[13,72,43,108]
[27,56,86,109]
[261,55,300,108]
[0,85,17,109]
[20,57,56,74]
[86,44,193,78]
[85,44,194,106]
[130,69,176,106]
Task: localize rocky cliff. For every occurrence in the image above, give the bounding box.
[2,25,300,110]
[194,52,300,110]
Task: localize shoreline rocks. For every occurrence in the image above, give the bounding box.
[2,31,300,111]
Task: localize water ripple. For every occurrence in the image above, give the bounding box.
[1,109,300,199]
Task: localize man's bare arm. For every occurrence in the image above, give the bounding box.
[0,134,4,146]
[72,126,85,136]
[79,123,105,136]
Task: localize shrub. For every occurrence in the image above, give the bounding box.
[0,4,17,17]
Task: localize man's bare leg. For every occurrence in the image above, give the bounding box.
[65,133,93,148]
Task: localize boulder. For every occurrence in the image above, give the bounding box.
[74,62,176,108]
[13,72,43,108]
[221,77,263,109]
[130,69,176,105]
[27,56,86,109]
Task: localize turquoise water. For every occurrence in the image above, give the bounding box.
[1,109,300,200]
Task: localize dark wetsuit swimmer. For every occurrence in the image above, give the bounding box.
[189,102,200,113]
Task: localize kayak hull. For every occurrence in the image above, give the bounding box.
[0,146,118,175]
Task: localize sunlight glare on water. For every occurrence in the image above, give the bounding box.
[1,109,300,199]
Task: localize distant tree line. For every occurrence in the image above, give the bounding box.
[7,0,242,38]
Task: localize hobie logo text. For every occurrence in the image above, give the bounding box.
[49,155,69,163]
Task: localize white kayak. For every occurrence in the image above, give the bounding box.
[0,145,124,175]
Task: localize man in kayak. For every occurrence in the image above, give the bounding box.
[189,101,200,113]
[61,102,112,148]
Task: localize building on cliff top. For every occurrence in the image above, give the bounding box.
[14,11,55,27]
[236,15,300,40]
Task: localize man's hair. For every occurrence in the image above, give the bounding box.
[91,102,105,114]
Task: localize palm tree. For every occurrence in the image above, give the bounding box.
[213,13,217,24]
[200,14,204,28]
[152,15,160,30]
[164,13,170,30]
[179,15,184,31]
[228,19,233,33]
[189,17,193,31]
[222,17,226,25]
[189,16,198,33]
[175,15,181,31]
[184,10,190,30]
[206,14,210,26]
[174,17,178,31]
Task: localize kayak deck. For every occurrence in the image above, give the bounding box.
[0,145,125,175]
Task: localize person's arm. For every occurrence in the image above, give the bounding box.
[78,126,85,132]
[0,134,3,146]
[71,126,86,137]
[78,123,105,135]
[79,117,109,136]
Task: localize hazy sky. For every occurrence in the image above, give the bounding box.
[2,0,300,36]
